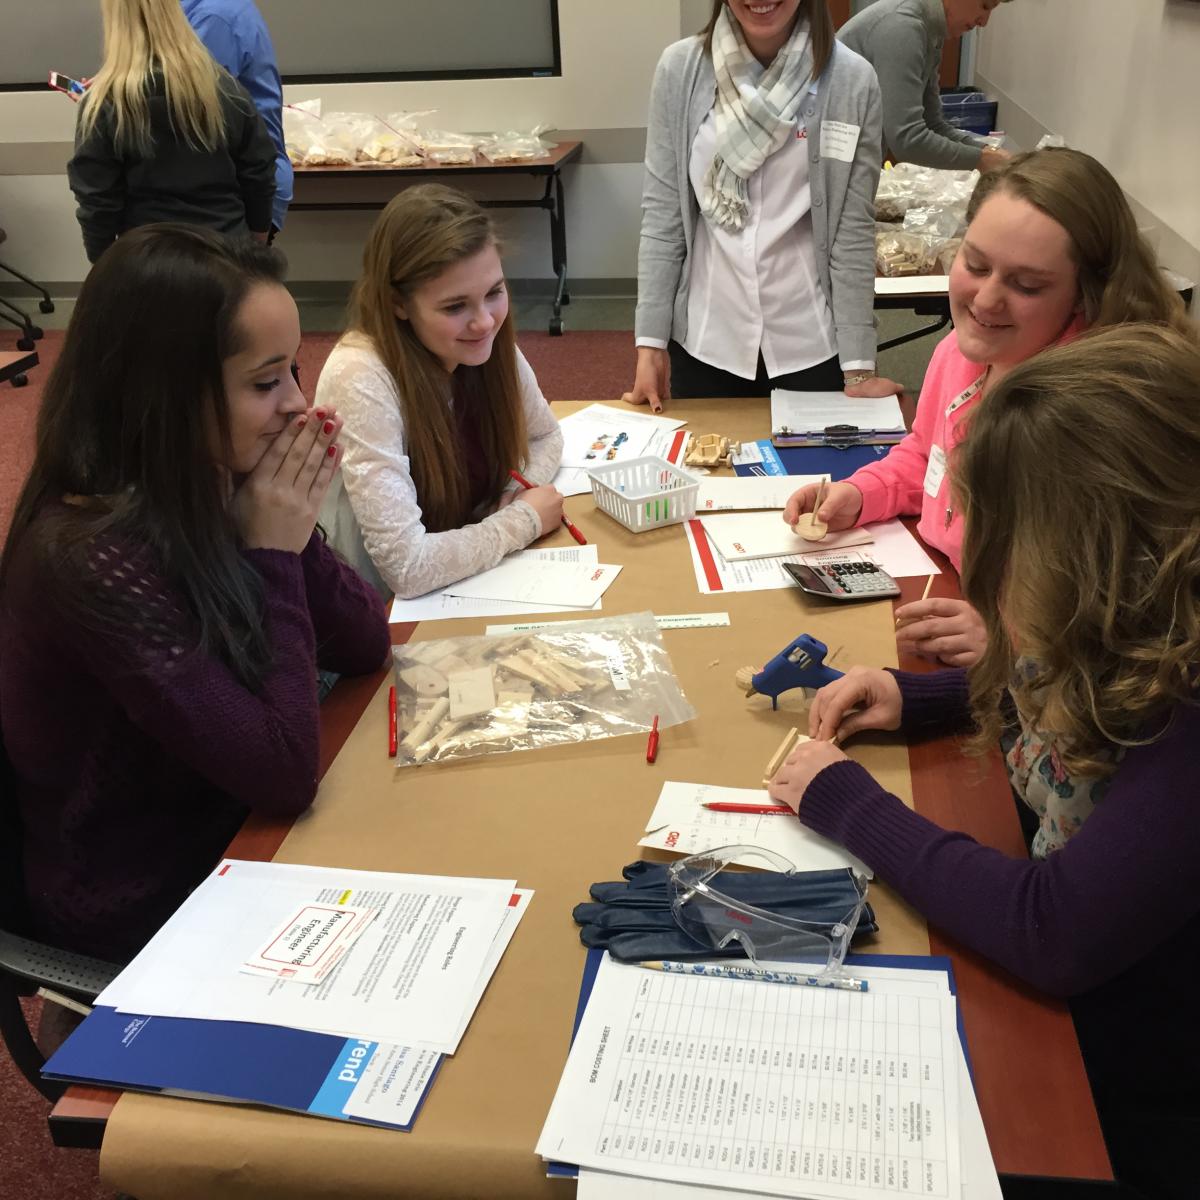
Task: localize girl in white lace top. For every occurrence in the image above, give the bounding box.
[316,185,565,599]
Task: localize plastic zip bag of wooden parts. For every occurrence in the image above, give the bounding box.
[478,126,554,163]
[281,102,360,167]
[874,161,977,225]
[417,130,480,164]
[343,113,424,166]
[390,611,695,767]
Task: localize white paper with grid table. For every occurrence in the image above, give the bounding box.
[537,953,962,1199]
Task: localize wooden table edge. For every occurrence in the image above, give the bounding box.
[293,140,582,179]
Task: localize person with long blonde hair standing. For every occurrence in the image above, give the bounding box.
[316,184,565,600]
[68,0,275,262]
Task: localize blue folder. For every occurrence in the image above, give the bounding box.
[42,1006,441,1131]
[734,439,893,480]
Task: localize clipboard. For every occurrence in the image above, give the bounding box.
[772,422,908,449]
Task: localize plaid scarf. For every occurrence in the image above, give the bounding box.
[701,7,813,231]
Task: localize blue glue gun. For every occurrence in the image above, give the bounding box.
[736,634,844,710]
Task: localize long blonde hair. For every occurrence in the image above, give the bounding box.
[78,0,226,153]
[966,147,1189,334]
[958,323,1200,778]
[346,185,525,533]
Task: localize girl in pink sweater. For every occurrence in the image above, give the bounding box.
[783,147,1188,664]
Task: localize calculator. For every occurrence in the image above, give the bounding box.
[784,559,901,602]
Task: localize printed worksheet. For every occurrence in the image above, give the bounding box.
[700,512,874,562]
[685,520,939,594]
[574,1050,997,1200]
[98,860,520,1052]
[639,782,872,879]
[555,421,691,497]
[558,404,688,469]
[443,559,622,608]
[538,955,963,1199]
[696,476,824,512]
[388,546,601,623]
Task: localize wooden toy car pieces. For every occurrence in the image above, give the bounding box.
[684,433,735,468]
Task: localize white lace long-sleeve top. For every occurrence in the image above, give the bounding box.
[315,337,564,599]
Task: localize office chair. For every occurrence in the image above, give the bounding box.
[0,225,54,352]
[0,745,122,1103]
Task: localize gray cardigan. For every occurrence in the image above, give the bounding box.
[838,0,984,170]
[635,35,882,367]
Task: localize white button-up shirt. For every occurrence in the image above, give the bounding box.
[685,101,839,381]
[637,79,873,379]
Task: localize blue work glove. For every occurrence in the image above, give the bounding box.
[574,861,876,964]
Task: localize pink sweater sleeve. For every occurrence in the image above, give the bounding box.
[844,334,958,526]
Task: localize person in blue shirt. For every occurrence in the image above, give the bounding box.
[182,0,292,235]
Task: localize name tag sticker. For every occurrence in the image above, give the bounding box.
[819,120,860,163]
[924,445,948,498]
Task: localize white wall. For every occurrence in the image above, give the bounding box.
[0,0,695,287]
[977,0,1200,296]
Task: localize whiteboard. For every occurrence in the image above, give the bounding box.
[0,0,560,89]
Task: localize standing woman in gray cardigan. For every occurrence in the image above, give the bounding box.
[838,0,1011,172]
[625,0,897,411]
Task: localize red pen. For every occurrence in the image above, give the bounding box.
[508,468,587,546]
[387,685,398,758]
[702,802,794,815]
[646,715,660,764]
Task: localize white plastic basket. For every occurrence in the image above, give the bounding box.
[587,456,700,532]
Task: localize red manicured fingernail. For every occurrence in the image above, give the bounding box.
[314,409,326,421]
[323,420,334,435]
[295,416,307,429]
[327,445,337,458]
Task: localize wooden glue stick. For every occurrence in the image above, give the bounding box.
[762,727,800,785]
[897,573,936,628]
[811,477,827,522]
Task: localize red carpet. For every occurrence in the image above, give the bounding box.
[0,322,633,1199]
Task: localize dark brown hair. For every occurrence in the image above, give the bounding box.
[958,323,1200,777]
[345,184,525,533]
[0,225,289,689]
[701,1,834,82]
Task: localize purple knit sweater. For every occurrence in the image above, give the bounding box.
[801,668,1200,1110]
[1,524,390,962]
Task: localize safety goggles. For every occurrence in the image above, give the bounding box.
[667,845,867,974]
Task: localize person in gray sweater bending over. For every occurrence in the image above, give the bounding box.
[838,0,1011,171]
[625,0,899,411]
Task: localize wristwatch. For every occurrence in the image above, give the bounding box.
[843,370,874,387]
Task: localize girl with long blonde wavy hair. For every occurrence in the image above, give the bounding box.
[767,323,1200,1199]
[68,0,275,262]
[315,184,565,600]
